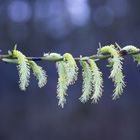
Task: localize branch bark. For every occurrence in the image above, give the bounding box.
[0,49,140,64]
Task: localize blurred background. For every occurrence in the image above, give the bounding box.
[0,0,140,139]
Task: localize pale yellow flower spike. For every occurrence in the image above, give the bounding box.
[63,53,78,85]
[88,59,103,103]
[79,61,92,103]
[56,61,68,108]
[100,45,125,100]
[29,61,47,88]
[12,49,30,91]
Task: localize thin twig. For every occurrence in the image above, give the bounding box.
[0,49,140,64]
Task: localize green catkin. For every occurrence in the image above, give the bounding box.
[100,45,125,100]
[79,61,92,103]
[12,49,30,91]
[29,61,47,88]
[63,53,78,85]
[56,61,68,108]
[88,59,103,103]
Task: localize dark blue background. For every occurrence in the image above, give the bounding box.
[0,0,140,140]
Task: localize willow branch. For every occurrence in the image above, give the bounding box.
[0,49,140,64]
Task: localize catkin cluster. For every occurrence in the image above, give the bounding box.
[4,44,140,108]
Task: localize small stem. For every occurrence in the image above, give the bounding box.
[0,49,140,64]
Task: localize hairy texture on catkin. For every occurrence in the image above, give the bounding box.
[29,61,47,88]
[56,61,68,108]
[100,45,125,100]
[88,59,103,103]
[12,50,30,91]
[63,53,78,85]
[79,61,92,103]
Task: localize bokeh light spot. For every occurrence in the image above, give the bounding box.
[7,1,31,23]
[65,0,90,26]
